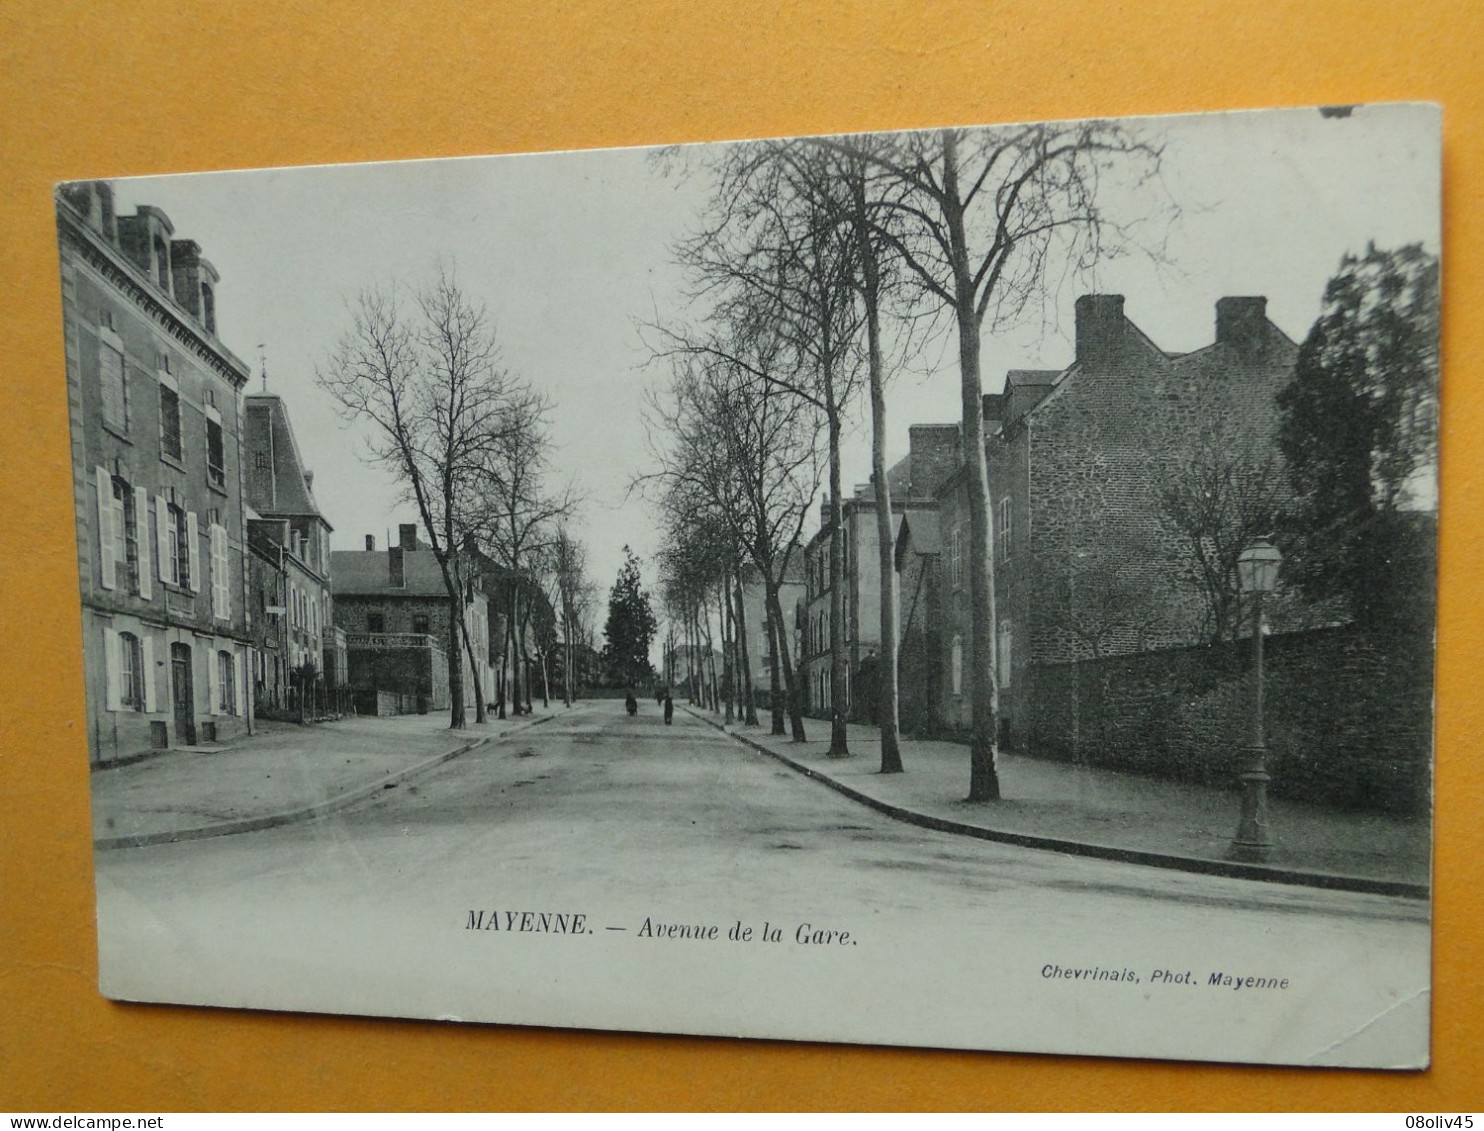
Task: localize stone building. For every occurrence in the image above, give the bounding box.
[330,525,492,715]
[243,392,336,716]
[59,182,254,764]
[932,294,1299,745]
[798,425,958,719]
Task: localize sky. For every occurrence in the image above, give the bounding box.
[112,102,1440,628]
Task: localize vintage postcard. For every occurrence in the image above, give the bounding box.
[62,103,1437,1067]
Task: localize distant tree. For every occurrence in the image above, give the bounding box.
[603,547,658,687]
[1278,243,1440,629]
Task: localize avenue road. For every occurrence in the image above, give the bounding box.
[94,702,1430,1066]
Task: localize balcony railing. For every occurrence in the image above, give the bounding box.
[344,632,441,650]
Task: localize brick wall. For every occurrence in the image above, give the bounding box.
[1022,625,1433,814]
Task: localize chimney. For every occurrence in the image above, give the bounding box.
[982,392,1006,424]
[1215,296,1268,352]
[907,424,960,498]
[365,534,376,551]
[389,545,405,588]
[304,470,314,492]
[398,523,418,551]
[1074,294,1126,366]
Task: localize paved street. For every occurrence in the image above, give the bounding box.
[95,702,1430,1066]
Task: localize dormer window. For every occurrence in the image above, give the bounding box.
[153,236,171,291]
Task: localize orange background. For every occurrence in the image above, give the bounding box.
[1,0,1480,1112]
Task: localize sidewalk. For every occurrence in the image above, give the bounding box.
[92,708,556,849]
[691,709,1430,897]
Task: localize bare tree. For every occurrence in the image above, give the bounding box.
[468,389,578,717]
[1158,422,1292,645]
[642,317,823,740]
[830,122,1166,800]
[676,146,866,757]
[318,268,519,729]
[545,526,590,707]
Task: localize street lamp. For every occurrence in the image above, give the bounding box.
[1230,538,1283,863]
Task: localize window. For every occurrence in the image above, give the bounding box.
[159,380,182,462]
[119,632,145,711]
[113,478,138,593]
[201,283,216,334]
[412,614,430,635]
[167,504,189,588]
[99,335,128,434]
[950,525,964,590]
[217,651,236,714]
[951,634,964,697]
[367,612,385,634]
[255,451,270,470]
[998,497,1012,564]
[207,415,225,488]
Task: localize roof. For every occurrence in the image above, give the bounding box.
[331,548,456,597]
[1006,369,1060,387]
[244,394,329,524]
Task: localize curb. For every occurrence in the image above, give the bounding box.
[94,713,557,851]
[686,708,1429,901]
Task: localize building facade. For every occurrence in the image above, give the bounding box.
[243,392,337,717]
[735,560,805,710]
[331,525,492,715]
[930,294,1299,745]
[60,182,254,764]
[798,425,958,720]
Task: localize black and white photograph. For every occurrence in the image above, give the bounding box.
[59,103,1438,1068]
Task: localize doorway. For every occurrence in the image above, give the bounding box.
[171,642,195,746]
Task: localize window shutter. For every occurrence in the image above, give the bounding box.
[235,648,247,718]
[210,524,225,619]
[134,487,152,599]
[95,468,116,590]
[103,627,121,711]
[186,511,201,593]
[100,342,127,432]
[155,495,171,583]
[141,636,157,712]
[220,526,230,619]
[208,651,221,715]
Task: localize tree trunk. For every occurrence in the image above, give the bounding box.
[765,579,807,742]
[826,395,851,759]
[721,574,734,724]
[763,588,785,734]
[433,554,466,729]
[732,572,760,726]
[561,590,573,708]
[508,586,524,715]
[852,177,903,774]
[943,131,1001,801]
[451,560,487,724]
[519,603,533,712]
[702,596,719,712]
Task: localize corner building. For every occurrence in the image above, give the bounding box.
[59,182,254,764]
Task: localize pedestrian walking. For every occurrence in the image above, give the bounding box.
[664,692,674,725]
[625,691,638,716]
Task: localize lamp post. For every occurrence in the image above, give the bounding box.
[1229,538,1283,863]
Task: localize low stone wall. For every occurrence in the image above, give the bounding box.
[1022,626,1433,815]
